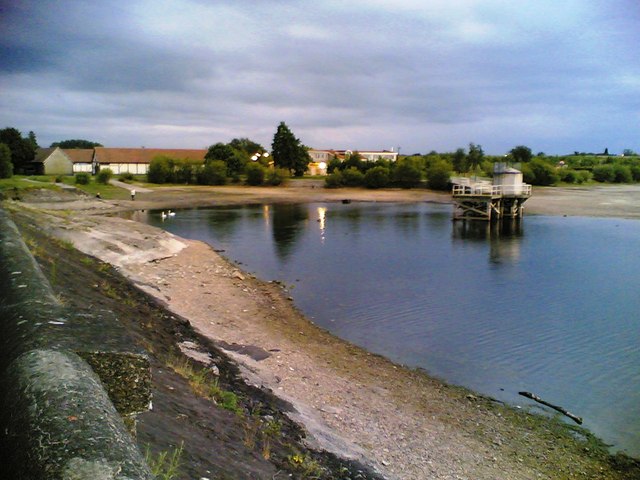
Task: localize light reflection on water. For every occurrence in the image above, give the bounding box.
[133,202,640,457]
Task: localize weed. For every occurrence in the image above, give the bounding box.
[166,356,242,414]
[99,280,119,299]
[287,452,324,479]
[145,442,183,480]
[80,257,94,266]
[53,238,74,250]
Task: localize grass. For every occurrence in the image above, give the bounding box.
[165,356,242,414]
[145,442,183,480]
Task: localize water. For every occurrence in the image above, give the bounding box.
[138,202,640,456]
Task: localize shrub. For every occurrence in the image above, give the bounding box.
[148,156,172,184]
[576,170,592,184]
[592,164,615,182]
[341,167,364,187]
[175,162,195,184]
[96,168,114,185]
[0,143,12,179]
[364,166,390,189]
[119,172,134,182]
[425,161,452,190]
[393,160,422,188]
[75,172,90,185]
[266,168,288,186]
[54,175,64,183]
[324,171,343,188]
[197,160,227,185]
[327,157,342,174]
[527,159,559,186]
[245,162,265,186]
[558,169,578,184]
[631,165,640,182]
[612,164,632,183]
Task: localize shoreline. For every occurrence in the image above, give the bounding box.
[6,184,640,479]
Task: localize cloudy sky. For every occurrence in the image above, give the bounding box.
[1,0,638,155]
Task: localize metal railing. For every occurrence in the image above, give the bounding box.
[452,184,531,196]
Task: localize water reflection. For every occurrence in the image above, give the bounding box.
[452,220,524,264]
[271,204,309,261]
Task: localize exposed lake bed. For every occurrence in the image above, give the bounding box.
[7,183,640,479]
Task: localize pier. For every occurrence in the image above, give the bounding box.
[452,164,532,221]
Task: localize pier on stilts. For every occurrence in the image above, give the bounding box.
[451,163,532,221]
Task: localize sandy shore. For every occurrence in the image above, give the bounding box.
[8,183,640,479]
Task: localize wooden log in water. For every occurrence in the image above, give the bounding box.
[518,391,583,425]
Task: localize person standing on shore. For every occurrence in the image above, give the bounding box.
[131,189,136,201]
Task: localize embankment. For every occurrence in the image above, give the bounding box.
[0,207,153,478]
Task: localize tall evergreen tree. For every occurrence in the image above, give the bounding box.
[271,122,309,176]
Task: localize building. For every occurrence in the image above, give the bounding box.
[93,148,207,175]
[32,147,94,175]
[307,149,399,175]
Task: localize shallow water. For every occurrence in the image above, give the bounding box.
[140,202,640,456]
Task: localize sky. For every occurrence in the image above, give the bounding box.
[0,0,638,155]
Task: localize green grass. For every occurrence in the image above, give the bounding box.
[145,442,183,479]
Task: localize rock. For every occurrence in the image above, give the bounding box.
[232,270,245,280]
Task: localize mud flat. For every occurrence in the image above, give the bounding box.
[5,184,640,479]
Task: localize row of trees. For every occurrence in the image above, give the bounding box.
[325,153,452,190]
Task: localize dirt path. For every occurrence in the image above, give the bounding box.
[7,184,640,479]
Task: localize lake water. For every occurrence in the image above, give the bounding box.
[140,202,640,457]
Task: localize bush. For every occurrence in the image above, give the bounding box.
[245,162,265,186]
[558,169,578,184]
[363,166,390,189]
[527,159,559,186]
[631,165,640,182]
[393,160,422,188]
[425,161,452,190]
[266,168,288,186]
[197,160,227,185]
[324,171,343,188]
[592,164,614,183]
[576,170,592,184]
[119,172,134,182]
[54,175,64,183]
[148,156,172,184]
[0,143,12,179]
[341,167,364,187]
[96,168,113,185]
[612,164,632,183]
[75,172,90,185]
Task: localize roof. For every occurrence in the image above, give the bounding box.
[62,149,94,164]
[32,148,57,163]
[94,148,207,165]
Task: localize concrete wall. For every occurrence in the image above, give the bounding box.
[0,208,154,479]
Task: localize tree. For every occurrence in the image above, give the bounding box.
[271,122,309,176]
[393,158,422,188]
[363,166,390,189]
[197,160,227,185]
[623,149,637,156]
[426,160,452,190]
[467,143,484,171]
[205,142,247,178]
[509,145,533,163]
[452,148,467,172]
[0,127,36,173]
[0,143,13,178]
[228,137,264,156]
[50,139,103,148]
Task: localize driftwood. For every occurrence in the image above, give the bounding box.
[518,391,583,425]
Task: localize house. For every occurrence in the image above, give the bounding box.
[64,149,94,173]
[307,149,399,175]
[93,148,207,175]
[32,148,72,175]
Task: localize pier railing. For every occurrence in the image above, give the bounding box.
[452,184,532,197]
